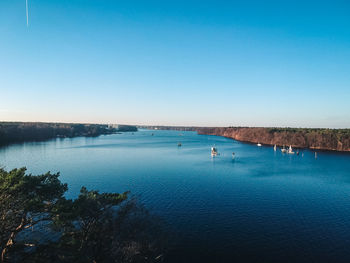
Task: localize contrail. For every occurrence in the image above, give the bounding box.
[26,0,29,27]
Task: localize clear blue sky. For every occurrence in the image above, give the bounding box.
[1,0,349,127]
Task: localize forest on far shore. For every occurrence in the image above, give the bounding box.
[0,122,137,145]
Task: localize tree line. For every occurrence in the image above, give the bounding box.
[0,122,138,145]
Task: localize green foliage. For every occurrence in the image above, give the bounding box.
[50,187,129,262]
[263,127,350,140]
[0,122,117,145]
[117,125,138,132]
[0,168,165,263]
[0,168,68,262]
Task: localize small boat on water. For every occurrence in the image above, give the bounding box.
[281,145,287,153]
[232,152,236,160]
[178,142,182,147]
[274,144,277,151]
[211,147,218,156]
[287,145,295,154]
[257,143,262,147]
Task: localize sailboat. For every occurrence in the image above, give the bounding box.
[274,144,277,151]
[281,145,287,153]
[232,152,236,160]
[288,145,295,154]
[211,146,218,156]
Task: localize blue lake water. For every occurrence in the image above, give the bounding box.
[1,129,350,262]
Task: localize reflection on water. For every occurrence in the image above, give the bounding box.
[1,129,350,262]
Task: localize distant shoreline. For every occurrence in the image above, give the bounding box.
[0,122,137,146]
[138,125,350,152]
[2,122,349,152]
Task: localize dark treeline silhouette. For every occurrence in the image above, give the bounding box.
[117,125,138,132]
[0,122,137,145]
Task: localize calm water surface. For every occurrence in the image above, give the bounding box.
[1,129,350,262]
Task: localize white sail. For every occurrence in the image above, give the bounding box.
[288,145,295,154]
[211,147,218,156]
